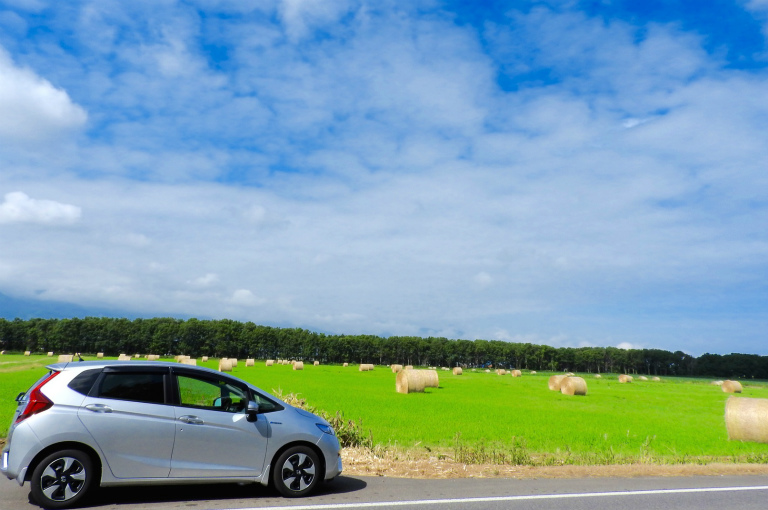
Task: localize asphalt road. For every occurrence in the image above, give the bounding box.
[2,474,768,510]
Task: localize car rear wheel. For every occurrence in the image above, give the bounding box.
[30,449,94,509]
[272,445,321,497]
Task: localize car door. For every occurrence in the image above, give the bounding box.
[77,366,176,479]
[169,369,270,478]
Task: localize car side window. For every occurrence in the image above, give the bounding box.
[176,374,249,413]
[97,372,166,404]
[68,369,102,396]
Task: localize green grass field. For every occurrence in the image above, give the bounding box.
[3,355,768,465]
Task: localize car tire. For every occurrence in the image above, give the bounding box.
[272,445,321,497]
[30,449,94,509]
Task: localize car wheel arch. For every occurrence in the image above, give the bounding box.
[26,442,102,484]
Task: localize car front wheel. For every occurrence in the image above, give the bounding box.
[30,449,94,509]
[272,445,321,497]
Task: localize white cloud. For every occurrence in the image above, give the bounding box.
[231,289,265,306]
[189,273,220,287]
[0,192,81,225]
[473,271,493,289]
[112,233,151,247]
[278,0,356,41]
[0,47,87,142]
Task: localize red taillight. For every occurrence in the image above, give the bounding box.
[15,371,60,424]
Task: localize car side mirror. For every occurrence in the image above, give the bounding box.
[246,400,260,422]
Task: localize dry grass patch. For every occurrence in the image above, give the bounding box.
[341,446,768,479]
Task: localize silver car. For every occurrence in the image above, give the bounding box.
[1,361,342,508]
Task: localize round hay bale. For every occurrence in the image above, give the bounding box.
[359,363,374,371]
[266,359,274,366]
[722,380,743,393]
[202,356,209,362]
[638,376,648,381]
[725,396,768,443]
[652,376,661,381]
[511,370,522,377]
[396,370,426,394]
[219,359,233,372]
[314,361,320,366]
[96,352,104,358]
[391,364,403,373]
[47,352,53,357]
[496,369,507,376]
[181,358,197,366]
[421,370,439,388]
[560,376,588,396]
[57,354,73,363]
[485,369,490,373]
[453,367,463,375]
[405,365,413,370]
[343,362,349,367]
[548,375,567,391]
[118,354,131,361]
[530,371,536,375]
[293,361,304,371]
[246,358,255,367]
[24,351,31,356]
[594,374,602,378]
[712,380,724,386]
[618,374,633,383]
[565,372,574,376]
[230,358,238,367]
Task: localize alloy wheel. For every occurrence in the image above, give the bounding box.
[39,456,87,502]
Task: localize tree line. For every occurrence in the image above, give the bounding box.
[1,317,766,379]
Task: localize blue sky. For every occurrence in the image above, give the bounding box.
[0,0,766,356]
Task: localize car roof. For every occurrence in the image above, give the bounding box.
[46,360,240,380]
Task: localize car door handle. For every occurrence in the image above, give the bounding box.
[178,415,204,425]
[84,404,113,413]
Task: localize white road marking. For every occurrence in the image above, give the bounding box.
[222,485,768,510]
